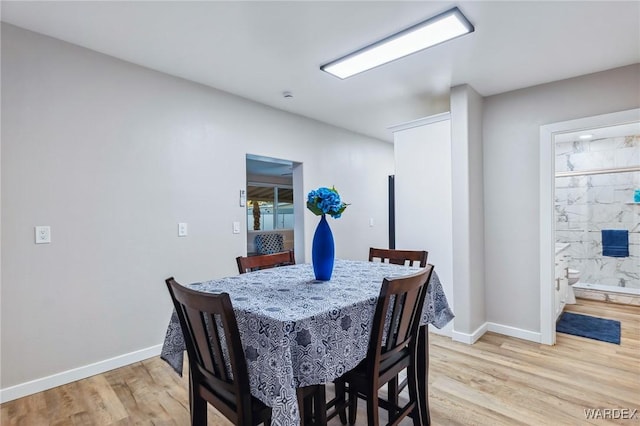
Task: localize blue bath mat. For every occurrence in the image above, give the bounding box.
[557,312,620,344]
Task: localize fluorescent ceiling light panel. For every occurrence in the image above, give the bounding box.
[321,7,474,79]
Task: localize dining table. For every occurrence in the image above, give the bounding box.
[161,259,454,426]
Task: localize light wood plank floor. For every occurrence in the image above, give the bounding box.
[2,299,638,425]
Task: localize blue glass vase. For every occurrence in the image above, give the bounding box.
[312,214,335,281]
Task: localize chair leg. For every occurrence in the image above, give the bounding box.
[303,392,313,425]
[298,386,314,425]
[314,385,328,425]
[189,372,207,426]
[190,394,207,426]
[299,385,330,426]
[416,325,431,426]
[348,387,358,425]
[388,376,399,419]
[367,390,379,426]
[407,361,421,426]
[335,380,348,425]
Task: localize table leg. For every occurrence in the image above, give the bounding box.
[416,325,431,426]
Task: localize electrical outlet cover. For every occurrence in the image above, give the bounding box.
[35,226,51,244]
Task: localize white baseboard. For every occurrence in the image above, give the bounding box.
[451,322,541,344]
[487,322,541,342]
[452,322,488,344]
[0,344,163,404]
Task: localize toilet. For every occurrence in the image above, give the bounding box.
[566,268,580,304]
[568,268,581,285]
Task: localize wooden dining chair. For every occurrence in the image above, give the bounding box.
[166,277,324,425]
[236,250,295,274]
[165,277,272,425]
[368,247,429,410]
[330,265,434,426]
[369,247,428,267]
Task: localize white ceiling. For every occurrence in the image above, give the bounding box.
[2,1,639,142]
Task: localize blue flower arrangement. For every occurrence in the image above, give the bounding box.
[306,186,348,218]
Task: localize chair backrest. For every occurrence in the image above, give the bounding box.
[368,247,428,267]
[236,250,295,274]
[165,277,252,423]
[255,233,284,255]
[366,265,433,375]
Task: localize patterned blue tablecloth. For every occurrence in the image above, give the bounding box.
[161,259,453,426]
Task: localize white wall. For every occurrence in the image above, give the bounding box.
[0,24,393,397]
[393,115,454,336]
[483,64,640,333]
[450,85,485,339]
[392,91,486,344]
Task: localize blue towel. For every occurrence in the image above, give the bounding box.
[601,229,629,257]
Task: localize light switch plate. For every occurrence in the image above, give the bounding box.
[35,226,51,244]
[232,221,240,234]
[178,222,188,237]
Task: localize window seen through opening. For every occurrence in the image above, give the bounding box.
[247,185,294,231]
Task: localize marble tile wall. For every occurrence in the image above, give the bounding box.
[555,135,640,290]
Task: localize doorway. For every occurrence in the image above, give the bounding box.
[245,154,304,259]
[539,108,640,345]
